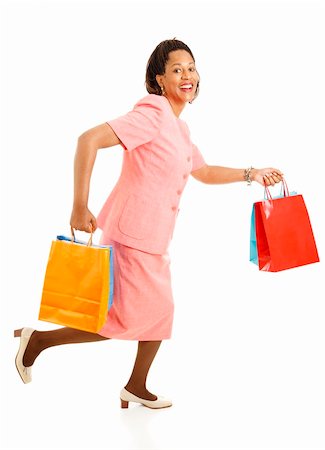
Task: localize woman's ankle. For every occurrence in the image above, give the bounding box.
[124,384,157,401]
[22,330,42,367]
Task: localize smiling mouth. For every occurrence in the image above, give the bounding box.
[179,84,194,92]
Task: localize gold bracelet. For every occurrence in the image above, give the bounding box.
[244,166,254,185]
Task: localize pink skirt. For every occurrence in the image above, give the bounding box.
[97,235,175,340]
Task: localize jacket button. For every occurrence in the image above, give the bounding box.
[183,174,188,179]
[177,189,182,195]
[171,206,177,211]
[187,156,191,162]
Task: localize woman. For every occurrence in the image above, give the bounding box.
[14,38,283,409]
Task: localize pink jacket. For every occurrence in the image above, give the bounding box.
[96,94,206,254]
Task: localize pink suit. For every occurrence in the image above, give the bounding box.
[96,94,206,339]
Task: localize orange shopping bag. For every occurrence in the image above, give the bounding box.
[38,227,114,332]
[250,180,319,272]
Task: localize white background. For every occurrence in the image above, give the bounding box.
[1,0,324,449]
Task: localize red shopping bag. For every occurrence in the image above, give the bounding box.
[252,180,319,272]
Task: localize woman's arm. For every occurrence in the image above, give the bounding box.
[191,164,283,186]
[72,123,120,208]
[70,123,121,232]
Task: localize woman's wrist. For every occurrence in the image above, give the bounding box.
[73,202,88,211]
[250,168,258,183]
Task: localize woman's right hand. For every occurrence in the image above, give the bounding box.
[70,205,98,233]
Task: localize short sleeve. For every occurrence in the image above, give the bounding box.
[191,143,207,171]
[106,94,165,152]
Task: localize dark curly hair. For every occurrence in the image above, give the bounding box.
[145,38,200,103]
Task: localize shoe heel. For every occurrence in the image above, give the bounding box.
[14,329,23,338]
[121,399,129,409]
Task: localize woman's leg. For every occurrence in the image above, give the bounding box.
[22,328,110,367]
[124,340,162,401]
[22,330,162,400]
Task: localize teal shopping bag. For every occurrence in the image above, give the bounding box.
[250,207,258,265]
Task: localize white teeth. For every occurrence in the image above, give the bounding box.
[180,84,192,89]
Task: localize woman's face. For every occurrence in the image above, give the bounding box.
[156,49,199,105]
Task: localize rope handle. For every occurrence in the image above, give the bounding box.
[70,225,93,247]
[264,178,289,201]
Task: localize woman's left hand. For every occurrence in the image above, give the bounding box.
[251,168,283,186]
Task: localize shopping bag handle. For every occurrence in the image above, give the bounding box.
[264,178,289,201]
[70,226,93,247]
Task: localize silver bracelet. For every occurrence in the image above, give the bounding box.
[244,166,254,185]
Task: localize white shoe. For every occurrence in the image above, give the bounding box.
[120,387,172,409]
[14,327,35,384]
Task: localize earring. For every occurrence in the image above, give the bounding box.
[160,85,165,95]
